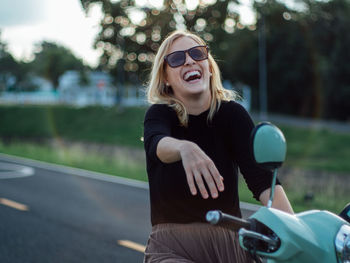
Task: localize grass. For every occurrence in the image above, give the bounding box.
[280,125,350,174]
[0,141,147,182]
[1,105,349,173]
[1,105,349,213]
[238,171,349,214]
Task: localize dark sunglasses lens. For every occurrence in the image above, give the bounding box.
[166,46,208,67]
[189,46,207,60]
[167,52,185,67]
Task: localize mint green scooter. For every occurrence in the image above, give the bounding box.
[206,122,350,263]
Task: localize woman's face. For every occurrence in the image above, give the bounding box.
[164,36,211,102]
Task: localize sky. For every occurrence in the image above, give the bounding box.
[0,0,103,67]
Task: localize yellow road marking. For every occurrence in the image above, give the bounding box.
[0,198,29,211]
[117,240,146,253]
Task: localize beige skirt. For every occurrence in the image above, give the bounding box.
[144,222,255,263]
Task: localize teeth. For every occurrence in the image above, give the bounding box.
[184,70,201,81]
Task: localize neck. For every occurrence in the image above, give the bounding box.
[179,91,211,115]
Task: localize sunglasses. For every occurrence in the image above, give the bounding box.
[164,45,209,68]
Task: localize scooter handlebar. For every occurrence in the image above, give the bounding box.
[206,210,281,255]
[206,210,251,230]
[239,228,279,249]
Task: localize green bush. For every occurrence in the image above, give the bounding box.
[0,105,146,147]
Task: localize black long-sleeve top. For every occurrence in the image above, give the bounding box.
[143,101,277,226]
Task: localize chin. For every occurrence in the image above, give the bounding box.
[185,84,210,97]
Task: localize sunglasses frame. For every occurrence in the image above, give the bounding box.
[164,45,209,68]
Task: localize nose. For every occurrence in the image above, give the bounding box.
[184,52,196,66]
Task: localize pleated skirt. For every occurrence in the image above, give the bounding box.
[144,222,255,263]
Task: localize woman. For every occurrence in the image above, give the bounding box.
[143,30,293,263]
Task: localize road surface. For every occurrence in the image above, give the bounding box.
[0,154,258,263]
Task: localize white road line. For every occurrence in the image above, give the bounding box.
[0,198,29,211]
[0,153,148,189]
[117,240,146,253]
[0,162,35,179]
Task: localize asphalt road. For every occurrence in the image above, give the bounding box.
[0,154,258,263]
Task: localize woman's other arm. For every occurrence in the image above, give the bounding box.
[259,185,294,214]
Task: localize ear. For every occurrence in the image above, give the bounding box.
[164,78,169,86]
[164,72,169,86]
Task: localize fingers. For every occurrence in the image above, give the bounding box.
[184,168,197,196]
[193,170,209,199]
[185,160,224,199]
[208,163,225,192]
[180,141,224,200]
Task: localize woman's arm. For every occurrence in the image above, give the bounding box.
[157,137,224,199]
[259,185,294,214]
[226,103,293,213]
[156,136,183,163]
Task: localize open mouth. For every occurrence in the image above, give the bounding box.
[183,70,202,82]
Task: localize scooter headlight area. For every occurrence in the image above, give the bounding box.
[335,225,350,263]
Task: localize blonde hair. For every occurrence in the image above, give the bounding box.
[147,30,238,127]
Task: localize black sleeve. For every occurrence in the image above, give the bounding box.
[143,104,175,163]
[229,102,280,200]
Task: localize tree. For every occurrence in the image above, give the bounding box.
[219,0,350,120]
[257,0,317,117]
[80,0,238,83]
[209,0,317,116]
[0,31,35,92]
[80,0,350,121]
[304,0,350,121]
[79,0,320,114]
[30,41,88,90]
[0,40,17,91]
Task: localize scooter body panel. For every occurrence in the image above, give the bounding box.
[239,207,348,262]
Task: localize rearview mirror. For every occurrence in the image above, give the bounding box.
[251,122,287,208]
[251,122,287,171]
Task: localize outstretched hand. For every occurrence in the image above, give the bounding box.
[179,141,224,199]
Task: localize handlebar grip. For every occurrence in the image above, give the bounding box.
[206,210,251,231]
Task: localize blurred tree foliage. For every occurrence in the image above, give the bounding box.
[80,0,235,82]
[0,32,35,92]
[80,0,350,121]
[310,0,350,120]
[29,41,89,90]
[0,36,90,92]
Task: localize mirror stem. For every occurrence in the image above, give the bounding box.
[267,168,278,208]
